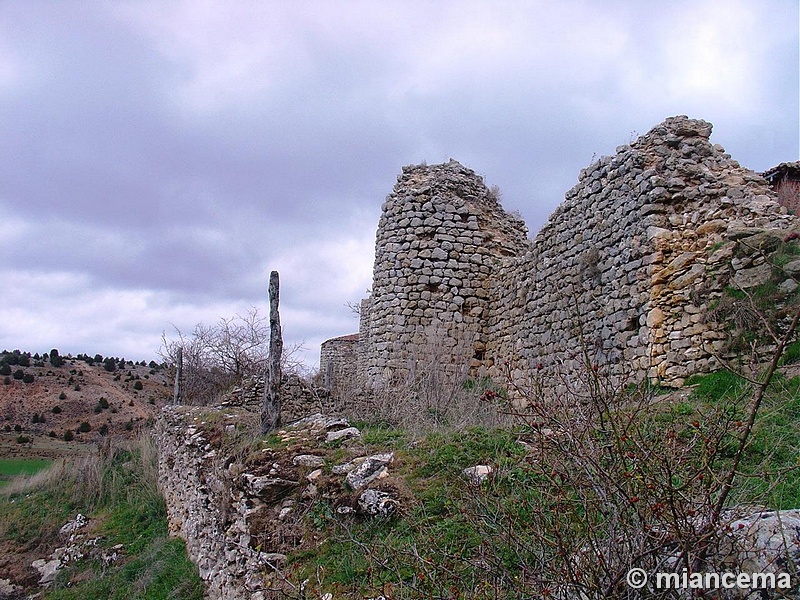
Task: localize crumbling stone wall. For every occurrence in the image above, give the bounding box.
[323,116,796,392]
[319,334,359,391]
[486,116,795,386]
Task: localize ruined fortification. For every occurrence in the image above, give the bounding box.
[321,116,797,393]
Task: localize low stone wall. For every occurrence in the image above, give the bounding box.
[154,406,404,600]
[155,406,271,600]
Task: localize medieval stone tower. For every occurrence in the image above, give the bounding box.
[321,116,798,395]
[357,159,529,388]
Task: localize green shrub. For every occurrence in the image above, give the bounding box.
[52,405,62,414]
[133,380,143,391]
[22,373,34,384]
[58,392,67,400]
[77,422,91,433]
[63,430,74,441]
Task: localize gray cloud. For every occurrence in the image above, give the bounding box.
[1,0,797,366]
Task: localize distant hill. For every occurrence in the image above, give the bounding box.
[0,352,172,458]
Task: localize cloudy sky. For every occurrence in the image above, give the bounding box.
[1,0,798,369]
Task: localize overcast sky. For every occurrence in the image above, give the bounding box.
[1,0,798,369]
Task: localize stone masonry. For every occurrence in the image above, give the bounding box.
[323,116,797,392]
[486,116,796,387]
[358,159,529,387]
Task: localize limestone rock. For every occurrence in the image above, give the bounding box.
[31,558,61,585]
[346,453,394,490]
[242,474,299,503]
[732,263,772,289]
[292,454,325,468]
[463,465,493,485]
[0,578,22,597]
[783,259,800,277]
[326,427,361,443]
[357,489,399,517]
[59,513,88,536]
[779,278,799,294]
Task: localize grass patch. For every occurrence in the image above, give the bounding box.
[0,435,203,599]
[46,537,203,600]
[686,370,749,402]
[0,458,51,488]
[780,339,800,365]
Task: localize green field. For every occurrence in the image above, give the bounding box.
[0,458,52,487]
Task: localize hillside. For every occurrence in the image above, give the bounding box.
[0,354,172,459]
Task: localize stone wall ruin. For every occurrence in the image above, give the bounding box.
[323,116,797,393]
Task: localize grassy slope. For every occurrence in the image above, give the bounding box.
[0,437,203,600]
[1,366,797,599]
[287,370,800,598]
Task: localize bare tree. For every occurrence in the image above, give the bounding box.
[160,307,270,405]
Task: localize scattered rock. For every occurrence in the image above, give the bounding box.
[463,465,493,485]
[0,578,22,597]
[783,259,800,277]
[31,558,61,585]
[779,278,799,294]
[732,263,773,289]
[357,489,399,517]
[59,513,88,536]
[346,453,394,490]
[326,427,361,443]
[242,474,299,503]
[293,454,326,468]
[331,459,364,475]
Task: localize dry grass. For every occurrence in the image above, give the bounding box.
[340,319,512,436]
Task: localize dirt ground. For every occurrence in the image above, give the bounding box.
[0,358,171,460]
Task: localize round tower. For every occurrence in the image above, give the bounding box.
[359,159,529,388]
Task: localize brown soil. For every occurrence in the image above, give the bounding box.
[0,358,171,459]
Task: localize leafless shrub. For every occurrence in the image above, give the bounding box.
[160,307,307,406]
[487,184,502,202]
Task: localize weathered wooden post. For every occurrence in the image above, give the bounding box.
[261,271,283,432]
[172,346,183,405]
